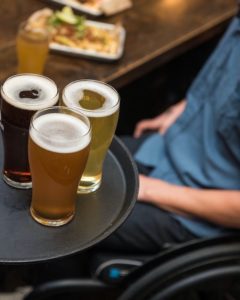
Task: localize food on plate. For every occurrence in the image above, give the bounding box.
[71,0,102,9]
[61,0,132,16]
[26,6,122,55]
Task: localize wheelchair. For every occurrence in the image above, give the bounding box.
[24,235,240,300]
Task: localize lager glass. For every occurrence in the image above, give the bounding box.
[29,106,91,226]
[62,80,120,193]
[0,74,58,189]
[17,21,50,74]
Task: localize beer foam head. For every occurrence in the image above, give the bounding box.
[1,74,58,110]
[30,113,91,153]
[63,80,119,117]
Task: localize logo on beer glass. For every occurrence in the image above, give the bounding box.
[62,80,120,194]
[0,74,58,189]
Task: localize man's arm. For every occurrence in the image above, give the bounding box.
[138,175,240,228]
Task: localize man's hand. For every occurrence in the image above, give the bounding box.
[134,99,186,138]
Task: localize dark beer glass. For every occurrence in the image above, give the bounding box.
[0,74,58,189]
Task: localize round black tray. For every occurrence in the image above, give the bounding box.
[0,136,138,264]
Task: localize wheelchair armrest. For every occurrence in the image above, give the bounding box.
[90,252,153,284]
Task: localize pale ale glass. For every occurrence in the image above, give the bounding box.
[29,106,91,226]
[0,74,58,189]
[63,80,119,193]
[17,22,49,74]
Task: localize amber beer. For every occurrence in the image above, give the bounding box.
[29,107,91,226]
[17,22,49,74]
[63,80,120,193]
[0,74,58,189]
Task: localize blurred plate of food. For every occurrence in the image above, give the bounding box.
[26,6,126,61]
[44,0,132,16]
[46,0,103,16]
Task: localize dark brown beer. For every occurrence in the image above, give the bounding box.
[0,74,58,188]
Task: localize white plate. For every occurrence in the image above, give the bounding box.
[49,20,126,61]
[47,0,102,16]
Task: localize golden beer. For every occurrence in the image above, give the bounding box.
[29,107,91,226]
[17,22,49,74]
[62,80,120,193]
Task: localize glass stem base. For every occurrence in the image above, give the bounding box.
[77,176,102,194]
[30,207,74,227]
[3,174,32,189]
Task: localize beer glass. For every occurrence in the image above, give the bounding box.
[17,21,50,74]
[0,74,58,189]
[62,80,120,193]
[29,106,91,226]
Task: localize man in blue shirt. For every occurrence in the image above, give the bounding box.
[99,8,240,253]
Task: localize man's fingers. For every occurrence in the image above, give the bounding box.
[134,120,151,138]
[134,118,164,138]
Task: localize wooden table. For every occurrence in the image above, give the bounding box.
[0,0,237,89]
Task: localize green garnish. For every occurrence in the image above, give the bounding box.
[48,14,62,27]
[76,22,86,38]
[48,6,86,30]
[55,7,78,25]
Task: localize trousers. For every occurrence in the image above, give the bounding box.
[97,134,196,254]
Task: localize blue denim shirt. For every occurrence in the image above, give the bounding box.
[135,17,240,237]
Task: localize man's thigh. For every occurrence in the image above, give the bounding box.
[97,202,196,254]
